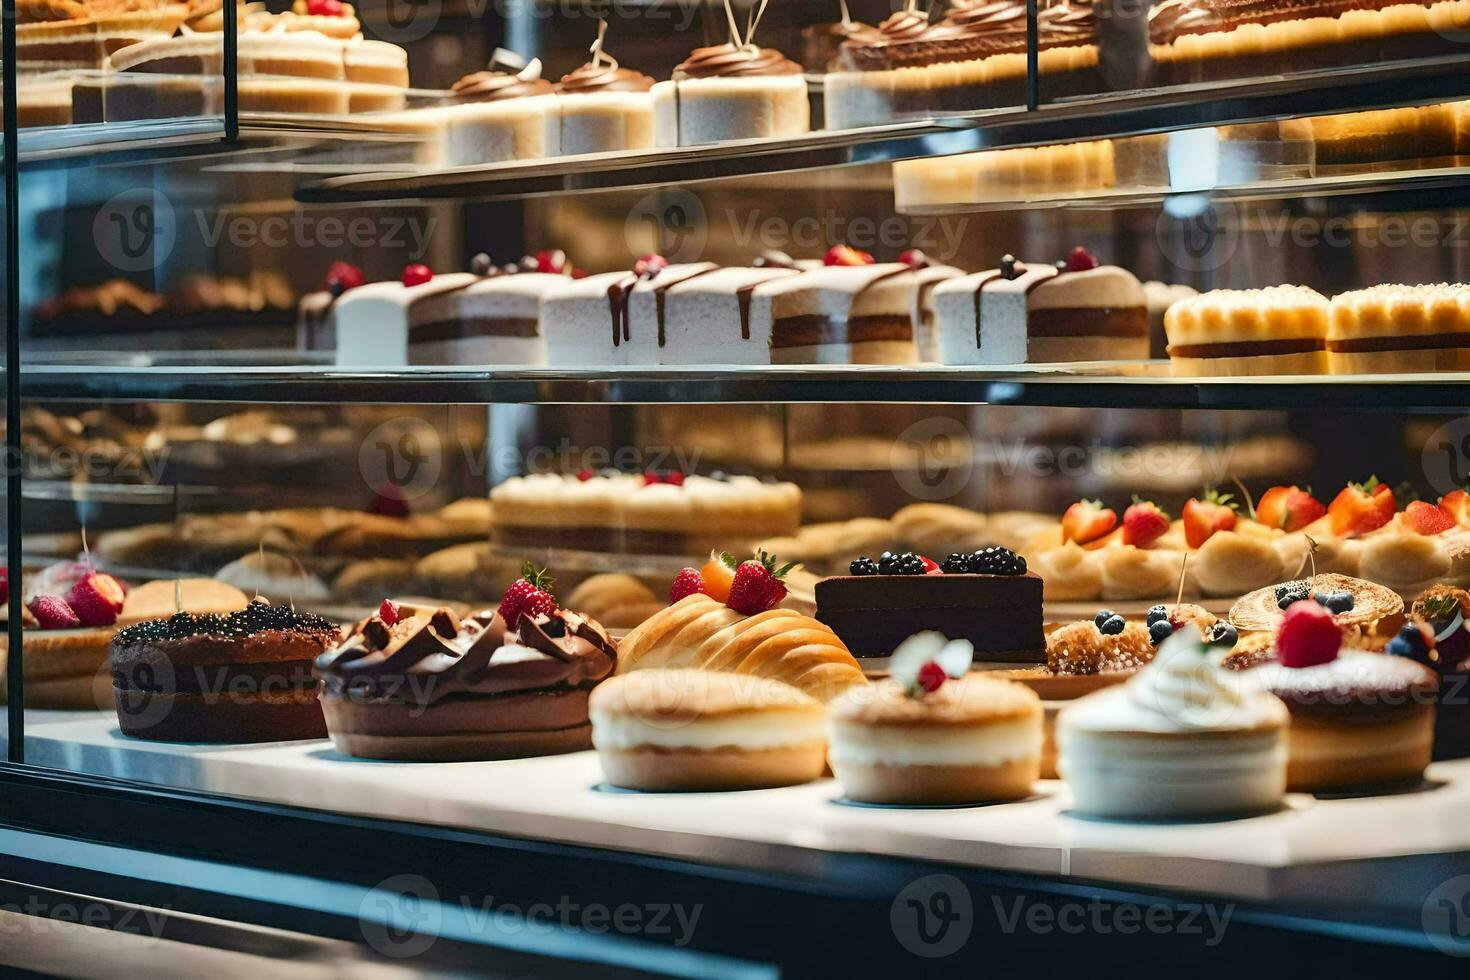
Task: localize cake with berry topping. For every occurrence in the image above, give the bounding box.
[331,256,578,366]
[827,632,1043,804]
[618,552,865,702]
[109,598,339,742]
[1230,572,1403,634]
[1237,600,1438,792]
[443,55,561,166]
[315,589,618,761]
[1164,285,1330,376]
[814,546,1044,663]
[556,20,655,155]
[591,670,826,791]
[1404,585,1470,759]
[1058,626,1289,818]
[489,471,801,556]
[924,248,1147,365]
[1326,283,1470,375]
[651,0,808,146]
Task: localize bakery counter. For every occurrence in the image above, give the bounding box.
[15,711,1470,934]
[21,361,1470,410]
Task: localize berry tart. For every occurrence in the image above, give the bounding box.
[315,583,617,761]
[827,632,1043,804]
[1230,572,1404,637]
[110,598,339,742]
[618,552,866,703]
[815,546,1044,664]
[1240,600,1438,792]
[1399,586,1470,760]
[923,248,1148,366]
[591,670,825,791]
[0,565,127,710]
[1058,626,1289,819]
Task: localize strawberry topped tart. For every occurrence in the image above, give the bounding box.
[314,570,618,761]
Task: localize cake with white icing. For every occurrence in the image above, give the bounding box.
[539,258,722,366]
[924,247,1147,365]
[443,56,560,166]
[556,20,655,155]
[328,255,578,366]
[652,0,808,147]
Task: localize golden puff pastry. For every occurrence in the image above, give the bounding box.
[617,594,867,703]
[1192,531,1284,597]
[891,503,988,556]
[1355,531,1452,593]
[1030,542,1103,601]
[1098,546,1189,601]
[1274,531,1361,579]
[565,574,664,631]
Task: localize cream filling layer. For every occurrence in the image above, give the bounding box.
[828,716,1042,768]
[591,711,826,751]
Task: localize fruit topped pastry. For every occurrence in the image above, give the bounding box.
[619,551,865,702]
[1236,599,1439,792]
[816,544,1043,663]
[1230,572,1404,636]
[315,573,618,761]
[827,631,1045,804]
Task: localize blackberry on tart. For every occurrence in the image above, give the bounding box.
[109,597,339,743]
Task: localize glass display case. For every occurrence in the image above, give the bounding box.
[5,0,1470,974]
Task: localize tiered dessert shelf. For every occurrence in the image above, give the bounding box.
[294,58,1470,204]
[19,363,1470,411]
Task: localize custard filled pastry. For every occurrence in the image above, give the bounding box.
[1030,543,1103,602]
[1098,546,1189,601]
[1192,531,1284,597]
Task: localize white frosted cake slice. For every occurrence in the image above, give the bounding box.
[540,261,724,366]
[652,40,809,146]
[751,254,962,364]
[333,269,476,366]
[555,23,655,155]
[654,266,804,364]
[926,250,1147,365]
[437,255,581,366]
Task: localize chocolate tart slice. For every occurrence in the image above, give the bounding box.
[815,571,1044,663]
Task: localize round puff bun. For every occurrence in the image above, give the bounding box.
[590,669,826,792]
[827,675,1042,805]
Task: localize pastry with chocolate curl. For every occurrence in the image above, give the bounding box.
[109,597,339,743]
[315,600,617,761]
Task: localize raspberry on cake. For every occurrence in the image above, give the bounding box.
[1164,285,1330,376]
[652,0,808,146]
[924,249,1147,365]
[1326,283,1470,374]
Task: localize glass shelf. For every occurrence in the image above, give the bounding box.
[18,362,1470,410]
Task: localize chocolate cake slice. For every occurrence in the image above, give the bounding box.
[815,570,1045,663]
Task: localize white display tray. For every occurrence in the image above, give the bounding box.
[16,712,1470,915]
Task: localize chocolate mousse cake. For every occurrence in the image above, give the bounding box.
[815,548,1045,663]
[825,0,1103,129]
[314,601,617,761]
[556,20,655,155]
[443,57,560,166]
[1150,0,1470,87]
[652,2,809,146]
[924,248,1147,365]
[109,599,339,743]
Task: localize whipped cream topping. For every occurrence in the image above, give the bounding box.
[1062,627,1288,733]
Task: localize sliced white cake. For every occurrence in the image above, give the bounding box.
[333,271,476,367]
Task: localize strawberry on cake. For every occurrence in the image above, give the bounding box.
[924,247,1147,365]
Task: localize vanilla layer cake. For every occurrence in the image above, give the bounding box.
[1164,285,1330,376]
[539,263,730,365]
[332,273,476,367]
[1279,103,1457,165]
[925,261,1147,365]
[443,95,561,166]
[1327,283,1470,374]
[436,272,572,366]
[1149,0,1470,85]
[557,90,654,155]
[491,472,801,555]
[652,74,809,146]
[894,140,1115,210]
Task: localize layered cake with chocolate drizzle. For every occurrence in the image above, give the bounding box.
[556,20,655,155]
[815,548,1045,663]
[924,247,1146,365]
[1149,0,1470,87]
[825,0,1103,129]
[652,0,809,145]
[331,257,576,366]
[109,598,339,742]
[314,597,617,761]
